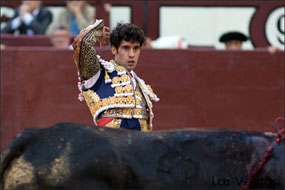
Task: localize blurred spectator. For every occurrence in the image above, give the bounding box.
[1,1,52,35]
[49,25,72,49]
[143,36,153,48]
[219,31,281,53]
[1,44,6,50]
[47,1,95,35]
[219,31,248,50]
[267,45,281,54]
[151,36,188,49]
[1,6,15,30]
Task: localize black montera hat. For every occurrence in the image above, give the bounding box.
[219,31,249,43]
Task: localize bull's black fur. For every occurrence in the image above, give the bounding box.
[1,122,284,190]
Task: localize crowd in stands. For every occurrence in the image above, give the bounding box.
[45,1,95,36]
[0,1,282,52]
[1,1,52,35]
[1,0,95,49]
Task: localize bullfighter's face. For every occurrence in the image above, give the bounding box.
[111,40,141,72]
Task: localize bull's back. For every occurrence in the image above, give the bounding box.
[1,127,42,189]
[1,123,118,189]
[1,123,284,189]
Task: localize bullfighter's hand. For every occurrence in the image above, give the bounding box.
[98,26,110,47]
[19,4,30,18]
[67,1,84,16]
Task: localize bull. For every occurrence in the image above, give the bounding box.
[1,122,284,190]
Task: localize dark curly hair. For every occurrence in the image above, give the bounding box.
[110,23,145,50]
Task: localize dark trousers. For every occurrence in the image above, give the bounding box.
[120,119,141,131]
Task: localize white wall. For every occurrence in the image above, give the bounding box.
[265,6,285,50]
[160,6,256,49]
[110,6,131,29]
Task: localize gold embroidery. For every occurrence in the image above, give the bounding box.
[146,85,153,93]
[139,119,151,132]
[112,76,120,84]
[96,101,103,109]
[115,65,125,73]
[135,98,142,106]
[73,20,104,80]
[105,119,122,128]
[90,94,100,102]
[105,70,110,82]
[81,75,156,128]
[120,74,129,83]
[83,90,100,103]
[146,84,159,99]
[133,108,142,115]
[123,109,132,115]
[103,109,123,117]
[118,97,126,104]
[126,96,135,104]
[102,108,148,119]
[115,86,123,94]
[109,97,117,104]
[124,85,133,93]
[111,74,131,88]
[135,91,143,99]
[139,82,152,107]
[102,98,110,107]
[82,90,100,115]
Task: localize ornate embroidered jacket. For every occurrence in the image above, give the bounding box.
[72,19,159,131]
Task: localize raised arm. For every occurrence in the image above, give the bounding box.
[72,19,108,80]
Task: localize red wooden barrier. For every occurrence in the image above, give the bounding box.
[1,34,53,47]
[1,47,284,151]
